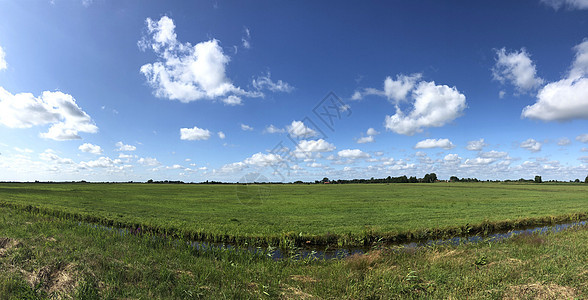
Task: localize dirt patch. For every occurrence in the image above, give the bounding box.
[27,263,78,297]
[280,285,317,299]
[0,237,21,257]
[428,249,465,262]
[345,250,383,271]
[290,275,318,283]
[503,283,578,299]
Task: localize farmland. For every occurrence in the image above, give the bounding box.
[1,204,587,298]
[0,182,587,247]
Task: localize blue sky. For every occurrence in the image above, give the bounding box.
[1,0,588,182]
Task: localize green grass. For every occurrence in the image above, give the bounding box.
[0,182,587,246]
[1,206,587,299]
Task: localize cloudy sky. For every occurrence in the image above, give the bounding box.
[1,0,588,182]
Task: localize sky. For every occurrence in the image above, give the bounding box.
[0,0,588,183]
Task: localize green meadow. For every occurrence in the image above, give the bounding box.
[0,182,587,247]
[1,205,587,299]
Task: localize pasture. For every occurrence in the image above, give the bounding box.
[0,182,586,246]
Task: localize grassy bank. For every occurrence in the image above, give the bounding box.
[0,182,587,247]
[1,206,587,299]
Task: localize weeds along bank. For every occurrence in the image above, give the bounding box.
[0,182,587,248]
[1,207,587,299]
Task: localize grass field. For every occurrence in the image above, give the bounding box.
[0,182,587,247]
[1,206,587,299]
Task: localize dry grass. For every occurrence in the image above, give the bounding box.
[503,283,578,300]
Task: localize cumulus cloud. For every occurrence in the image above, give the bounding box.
[240,124,253,131]
[244,152,282,167]
[80,156,123,169]
[39,149,74,164]
[79,143,103,155]
[414,138,455,150]
[0,87,98,140]
[338,149,370,159]
[252,72,294,93]
[218,131,226,139]
[223,95,242,106]
[522,40,588,121]
[138,157,161,166]
[461,157,496,167]
[520,138,542,152]
[295,139,335,153]
[115,141,136,151]
[352,73,422,102]
[139,16,262,103]
[466,138,487,151]
[180,126,211,140]
[576,133,588,143]
[287,121,317,138]
[366,128,379,136]
[384,80,466,135]
[357,136,375,144]
[492,48,544,93]
[444,153,461,163]
[540,0,588,10]
[264,124,285,134]
[0,45,6,71]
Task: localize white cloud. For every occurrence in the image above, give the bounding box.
[443,153,461,163]
[414,138,455,150]
[385,80,466,135]
[492,48,544,92]
[39,149,74,165]
[139,16,261,103]
[366,128,379,136]
[466,138,487,151]
[522,40,588,121]
[240,124,253,131]
[79,143,103,155]
[252,72,294,93]
[308,162,323,168]
[499,90,506,98]
[115,141,136,151]
[244,152,282,167]
[576,133,588,143]
[264,124,285,134]
[218,131,226,139]
[520,138,542,152]
[353,73,422,102]
[223,95,242,106]
[461,157,496,167]
[13,147,33,153]
[0,45,6,71]
[479,150,509,158]
[541,0,588,10]
[138,157,161,166]
[338,149,370,159]
[357,136,375,144]
[295,139,335,153]
[287,120,317,138]
[0,87,98,140]
[558,137,572,146]
[80,156,122,169]
[242,27,251,49]
[180,126,211,140]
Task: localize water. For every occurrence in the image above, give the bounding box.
[80,220,587,261]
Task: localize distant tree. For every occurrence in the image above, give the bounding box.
[147,179,154,184]
[585,175,588,183]
[534,176,542,183]
[574,178,580,183]
[423,173,438,183]
[322,177,329,183]
[408,176,418,183]
[450,176,459,182]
